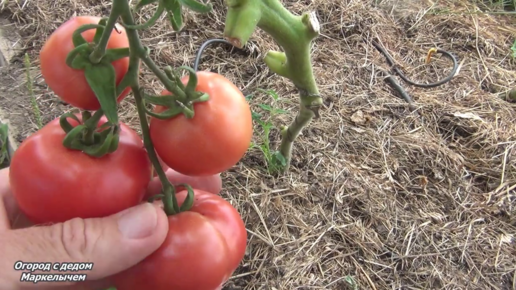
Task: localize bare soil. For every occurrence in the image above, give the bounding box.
[1,0,516,289]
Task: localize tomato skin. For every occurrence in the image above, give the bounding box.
[147,168,222,196]
[149,71,253,176]
[9,115,151,224]
[40,16,131,110]
[113,190,247,290]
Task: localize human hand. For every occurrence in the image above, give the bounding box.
[0,167,170,290]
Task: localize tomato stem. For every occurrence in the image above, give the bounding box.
[223,0,323,171]
[115,0,181,215]
[133,81,180,215]
[82,129,96,145]
[139,51,187,102]
[90,10,121,64]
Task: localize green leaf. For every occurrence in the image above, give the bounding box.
[178,184,195,212]
[169,68,186,90]
[178,0,212,13]
[164,66,175,81]
[66,125,114,157]
[66,43,93,69]
[192,93,209,103]
[81,111,92,123]
[164,0,183,31]
[98,122,112,131]
[72,33,87,48]
[0,123,9,165]
[143,93,175,106]
[93,18,108,44]
[273,108,288,114]
[163,186,180,214]
[59,112,82,133]
[71,56,92,70]
[84,63,119,125]
[103,48,131,63]
[251,111,262,121]
[83,129,115,157]
[258,88,280,100]
[167,12,183,31]
[258,104,272,111]
[272,151,286,167]
[72,24,105,47]
[260,121,272,130]
[144,106,183,119]
[178,66,198,93]
[98,125,113,140]
[62,125,87,148]
[108,128,120,153]
[84,109,105,129]
[268,90,280,101]
[344,276,358,290]
[245,94,254,102]
[0,124,8,144]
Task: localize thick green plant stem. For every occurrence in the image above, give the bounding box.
[224,0,322,171]
[100,0,180,215]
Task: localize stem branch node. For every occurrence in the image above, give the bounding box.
[223,0,322,171]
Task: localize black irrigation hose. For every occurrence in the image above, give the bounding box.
[383,75,416,109]
[192,39,460,86]
[372,40,459,88]
[190,38,459,111]
[192,38,235,71]
[370,40,459,111]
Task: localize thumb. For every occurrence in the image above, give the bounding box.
[0,202,169,288]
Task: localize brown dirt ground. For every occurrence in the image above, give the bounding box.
[1,0,516,289]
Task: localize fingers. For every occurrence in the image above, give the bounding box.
[0,197,10,231]
[0,202,169,288]
[0,167,32,230]
[10,212,34,230]
[146,168,222,198]
[0,167,18,228]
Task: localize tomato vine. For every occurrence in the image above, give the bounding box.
[58,0,322,179]
[42,0,322,214]
[7,0,324,288]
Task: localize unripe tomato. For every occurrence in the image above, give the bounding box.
[40,16,131,110]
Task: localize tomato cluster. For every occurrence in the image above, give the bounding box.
[9,16,251,290]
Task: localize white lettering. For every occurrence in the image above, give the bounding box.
[19,273,88,284]
[14,261,24,270]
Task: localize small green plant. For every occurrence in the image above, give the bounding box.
[0,123,11,169]
[511,39,516,58]
[23,53,42,129]
[247,88,288,174]
[344,275,359,290]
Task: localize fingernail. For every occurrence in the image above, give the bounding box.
[118,203,158,239]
